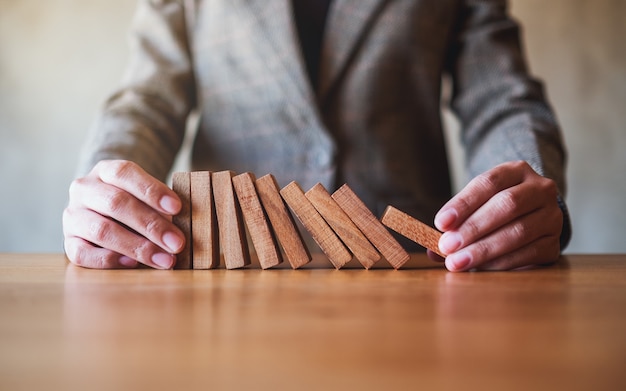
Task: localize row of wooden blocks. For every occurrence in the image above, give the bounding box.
[171,171,445,270]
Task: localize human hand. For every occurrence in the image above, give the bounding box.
[63,160,185,269]
[432,161,563,272]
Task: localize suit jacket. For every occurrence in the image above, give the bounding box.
[79,0,570,245]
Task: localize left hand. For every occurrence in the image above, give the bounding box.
[432,161,563,271]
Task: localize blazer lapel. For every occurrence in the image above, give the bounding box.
[319,0,389,102]
[244,0,317,110]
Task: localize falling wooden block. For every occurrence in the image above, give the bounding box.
[331,184,410,269]
[212,170,251,269]
[255,174,311,269]
[381,205,445,258]
[190,171,219,269]
[280,181,352,269]
[305,183,380,269]
[172,172,192,269]
[232,172,283,269]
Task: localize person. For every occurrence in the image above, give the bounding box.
[63,0,571,272]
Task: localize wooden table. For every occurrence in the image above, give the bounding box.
[1,253,625,391]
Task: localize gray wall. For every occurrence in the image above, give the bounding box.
[1,0,625,253]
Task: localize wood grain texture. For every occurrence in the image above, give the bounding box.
[232,172,283,269]
[332,184,410,269]
[381,205,445,257]
[4,254,626,391]
[172,171,192,269]
[212,170,251,269]
[281,181,352,269]
[190,171,219,269]
[306,183,380,269]
[255,174,311,269]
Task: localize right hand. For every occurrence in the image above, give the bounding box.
[63,160,185,269]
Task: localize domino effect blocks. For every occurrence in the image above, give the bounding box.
[172,171,445,270]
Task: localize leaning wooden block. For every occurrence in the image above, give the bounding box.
[212,170,251,269]
[255,174,311,269]
[172,172,192,269]
[233,172,283,269]
[331,184,410,269]
[190,171,219,269]
[381,205,446,258]
[306,183,380,269]
[280,181,352,269]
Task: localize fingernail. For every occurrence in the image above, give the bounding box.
[446,251,471,272]
[435,208,457,230]
[160,195,181,215]
[119,256,137,268]
[163,231,184,253]
[152,253,174,269]
[439,231,463,254]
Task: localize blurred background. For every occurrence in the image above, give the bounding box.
[1,0,625,254]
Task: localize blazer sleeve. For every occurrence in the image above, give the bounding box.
[445,0,571,249]
[77,0,196,181]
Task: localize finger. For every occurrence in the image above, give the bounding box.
[435,161,530,231]
[64,237,138,269]
[444,206,562,272]
[64,207,176,270]
[439,179,552,254]
[477,236,561,271]
[70,178,184,254]
[92,160,181,215]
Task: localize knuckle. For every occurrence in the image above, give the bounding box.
[512,160,529,171]
[89,219,113,243]
[144,218,165,239]
[463,219,482,240]
[471,241,492,263]
[102,189,128,215]
[539,177,559,197]
[140,181,161,202]
[94,253,116,269]
[107,160,135,181]
[132,239,155,263]
[478,171,501,192]
[68,177,87,198]
[496,189,520,214]
[511,220,531,241]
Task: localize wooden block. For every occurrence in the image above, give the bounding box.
[232,172,283,269]
[381,205,445,258]
[331,184,410,269]
[172,172,192,269]
[190,171,219,269]
[212,170,251,269]
[306,183,380,269]
[280,181,352,269]
[255,174,311,269]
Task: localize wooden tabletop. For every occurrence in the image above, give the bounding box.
[1,253,625,391]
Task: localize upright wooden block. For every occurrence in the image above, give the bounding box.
[305,183,380,269]
[190,171,219,269]
[232,172,283,269]
[381,205,445,258]
[255,174,311,269]
[280,181,352,269]
[172,172,192,269]
[212,170,251,269]
[332,184,410,269]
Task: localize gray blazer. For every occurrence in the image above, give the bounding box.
[79,0,570,246]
